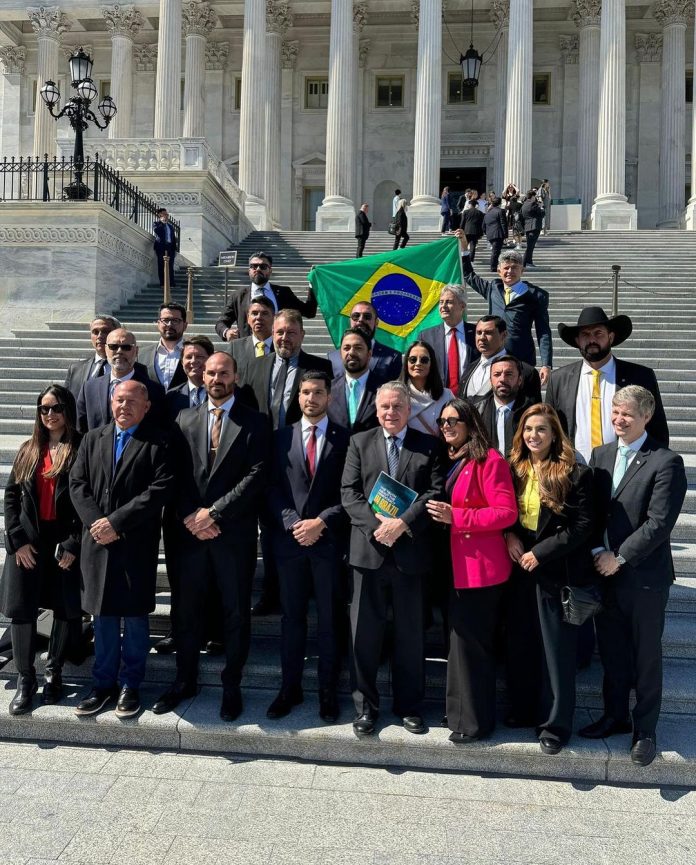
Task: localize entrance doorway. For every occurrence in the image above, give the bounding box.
[439,167,488,208]
[303,187,324,231]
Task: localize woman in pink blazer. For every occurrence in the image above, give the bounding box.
[427,398,518,742]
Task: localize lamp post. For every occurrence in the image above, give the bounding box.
[39,48,117,200]
[459,0,482,88]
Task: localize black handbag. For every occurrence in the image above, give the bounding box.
[560,584,603,626]
[388,217,398,236]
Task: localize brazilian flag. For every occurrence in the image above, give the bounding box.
[307,237,463,353]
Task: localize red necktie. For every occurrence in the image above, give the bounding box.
[447,328,460,391]
[306,425,317,478]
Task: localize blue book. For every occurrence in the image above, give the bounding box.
[368,471,418,518]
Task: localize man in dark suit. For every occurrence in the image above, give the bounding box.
[327,327,383,434]
[70,381,174,718]
[164,335,214,419]
[455,230,552,383]
[520,190,545,268]
[546,307,669,463]
[482,196,508,272]
[328,301,402,380]
[459,315,541,404]
[215,251,318,341]
[230,295,275,383]
[137,303,189,392]
[64,315,121,400]
[475,355,538,456]
[580,386,686,767]
[417,285,478,392]
[266,371,350,723]
[341,381,446,737]
[76,329,166,432]
[355,203,371,257]
[153,208,178,289]
[152,352,269,721]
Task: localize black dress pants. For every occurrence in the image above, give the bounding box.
[489,239,503,272]
[356,237,367,257]
[504,562,544,724]
[466,235,479,262]
[156,245,176,287]
[393,233,409,250]
[524,229,540,265]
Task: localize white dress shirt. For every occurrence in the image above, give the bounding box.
[301,415,329,465]
[574,355,617,464]
[466,348,507,397]
[251,282,278,312]
[109,369,135,399]
[443,321,469,380]
[593,430,648,554]
[154,339,184,389]
[90,354,109,377]
[382,425,408,461]
[252,335,273,355]
[187,381,206,407]
[207,394,235,450]
[493,398,512,455]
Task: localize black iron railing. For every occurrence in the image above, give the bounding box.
[0,153,181,248]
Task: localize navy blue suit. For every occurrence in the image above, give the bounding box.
[76,362,167,433]
[153,220,177,288]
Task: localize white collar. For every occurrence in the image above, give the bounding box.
[209,394,235,414]
[481,348,507,366]
[346,369,370,386]
[382,426,408,443]
[582,355,616,375]
[444,321,465,335]
[301,415,329,434]
[618,431,648,453]
[110,369,135,384]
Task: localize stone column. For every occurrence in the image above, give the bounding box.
[280,40,298,229]
[573,1,602,224]
[28,6,70,159]
[685,14,696,227]
[133,44,157,137]
[490,0,509,193]
[356,36,370,208]
[654,0,690,229]
[0,47,26,158]
[559,35,579,200]
[239,0,269,229]
[590,0,637,229]
[264,1,292,230]
[315,0,359,231]
[205,42,229,157]
[504,0,532,193]
[635,33,663,228]
[154,0,182,139]
[409,0,442,231]
[102,4,143,139]
[182,1,217,138]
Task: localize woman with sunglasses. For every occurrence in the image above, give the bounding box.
[0,385,83,715]
[505,404,594,755]
[426,399,517,742]
[400,340,454,436]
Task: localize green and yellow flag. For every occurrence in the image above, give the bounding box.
[307,237,463,353]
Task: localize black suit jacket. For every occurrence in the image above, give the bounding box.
[165,380,204,420]
[458,355,542,404]
[417,322,479,385]
[326,371,382,434]
[65,356,107,401]
[215,283,318,340]
[153,220,178,252]
[461,207,484,238]
[328,340,402,381]
[355,211,371,239]
[269,420,350,557]
[137,342,187,391]
[521,198,545,232]
[476,392,539,456]
[76,363,167,433]
[545,357,669,446]
[590,435,686,589]
[341,426,446,573]
[483,206,508,241]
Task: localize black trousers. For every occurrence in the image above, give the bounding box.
[489,239,504,272]
[350,561,425,716]
[447,583,505,738]
[257,508,280,606]
[393,233,409,250]
[11,616,81,680]
[595,584,669,735]
[466,235,479,262]
[504,562,544,724]
[524,229,540,265]
[356,237,367,257]
[156,245,176,287]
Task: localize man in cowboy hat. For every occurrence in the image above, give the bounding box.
[545,306,668,462]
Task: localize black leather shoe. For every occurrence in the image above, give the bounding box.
[152,682,197,715]
[154,635,176,655]
[578,715,632,739]
[9,677,38,716]
[115,686,141,719]
[205,641,224,656]
[220,688,243,722]
[75,686,118,716]
[539,735,563,755]
[353,708,378,737]
[266,687,303,719]
[251,597,280,616]
[41,676,64,706]
[402,715,427,735]
[630,733,657,767]
[319,688,339,723]
[448,731,480,744]
[440,715,448,728]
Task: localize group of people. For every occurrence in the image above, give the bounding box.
[354,195,410,258]
[0,241,684,768]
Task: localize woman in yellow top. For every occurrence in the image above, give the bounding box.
[505,404,595,755]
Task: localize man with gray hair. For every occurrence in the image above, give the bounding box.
[417,284,478,392]
[65,315,122,400]
[580,385,687,767]
[341,380,446,738]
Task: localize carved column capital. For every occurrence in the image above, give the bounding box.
[266,0,293,35]
[62,43,93,61]
[27,6,71,40]
[353,2,368,33]
[359,37,370,68]
[489,0,509,30]
[205,41,229,70]
[281,39,299,69]
[134,43,157,71]
[653,0,692,27]
[634,31,663,62]
[0,45,27,73]
[560,34,579,64]
[182,1,217,38]
[101,4,144,38]
[572,0,602,28]
[410,0,419,27]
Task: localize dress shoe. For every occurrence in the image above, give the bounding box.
[220,689,243,722]
[251,597,280,617]
[630,733,657,767]
[9,676,38,716]
[152,682,197,715]
[115,686,141,719]
[539,735,563,755]
[205,641,224,656]
[353,709,378,737]
[319,688,339,723]
[154,634,175,655]
[75,686,118,716]
[440,715,448,728]
[41,676,64,705]
[402,715,427,735]
[578,715,632,739]
[266,687,303,719]
[448,731,480,744]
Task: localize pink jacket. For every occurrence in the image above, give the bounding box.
[449,449,518,589]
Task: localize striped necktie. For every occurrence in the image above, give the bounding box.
[387,436,400,477]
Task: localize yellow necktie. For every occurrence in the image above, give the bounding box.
[255,341,265,358]
[504,286,511,306]
[591,369,603,448]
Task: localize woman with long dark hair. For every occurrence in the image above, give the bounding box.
[505,403,594,754]
[426,399,517,742]
[0,384,83,714]
[400,340,454,436]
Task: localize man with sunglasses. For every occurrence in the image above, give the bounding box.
[327,301,402,381]
[138,303,189,391]
[64,315,121,401]
[215,251,318,342]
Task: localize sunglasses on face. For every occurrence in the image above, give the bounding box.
[350,312,374,321]
[39,404,65,416]
[249,263,270,271]
[407,356,431,365]
[107,344,134,352]
[437,417,464,429]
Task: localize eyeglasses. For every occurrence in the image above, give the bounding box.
[437,417,464,429]
[350,312,374,321]
[39,404,65,416]
[107,343,134,352]
[158,317,183,325]
[249,263,270,271]
[407,356,431,365]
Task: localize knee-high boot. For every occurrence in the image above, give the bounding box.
[9,620,38,715]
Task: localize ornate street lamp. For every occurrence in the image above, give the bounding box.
[459,0,483,88]
[40,48,117,200]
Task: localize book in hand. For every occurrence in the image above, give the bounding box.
[368,471,418,519]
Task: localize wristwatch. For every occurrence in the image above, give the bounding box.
[208,505,222,524]
[614,553,627,567]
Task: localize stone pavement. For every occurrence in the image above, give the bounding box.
[0,741,693,865]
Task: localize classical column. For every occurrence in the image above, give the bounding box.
[28,6,70,159]
[182,1,217,138]
[0,47,26,157]
[264,1,292,230]
[352,6,367,210]
[205,42,229,156]
[356,36,370,208]
[635,33,663,228]
[590,0,637,229]
[133,44,157,137]
[559,35,579,200]
[239,0,269,228]
[654,0,690,229]
[102,4,143,139]
[315,0,358,231]
[280,40,298,228]
[409,0,442,231]
[685,14,696,227]
[573,1,602,224]
[154,0,182,139]
[504,0,532,193]
[490,0,509,193]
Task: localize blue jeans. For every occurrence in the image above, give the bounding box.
[92,615,150,690]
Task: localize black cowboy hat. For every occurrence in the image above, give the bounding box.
[557,306,633,348]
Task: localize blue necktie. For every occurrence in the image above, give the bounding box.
[387,436,400,477]
[348,379,360,425]
[114,429,131,468]
[612,444,632,494]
